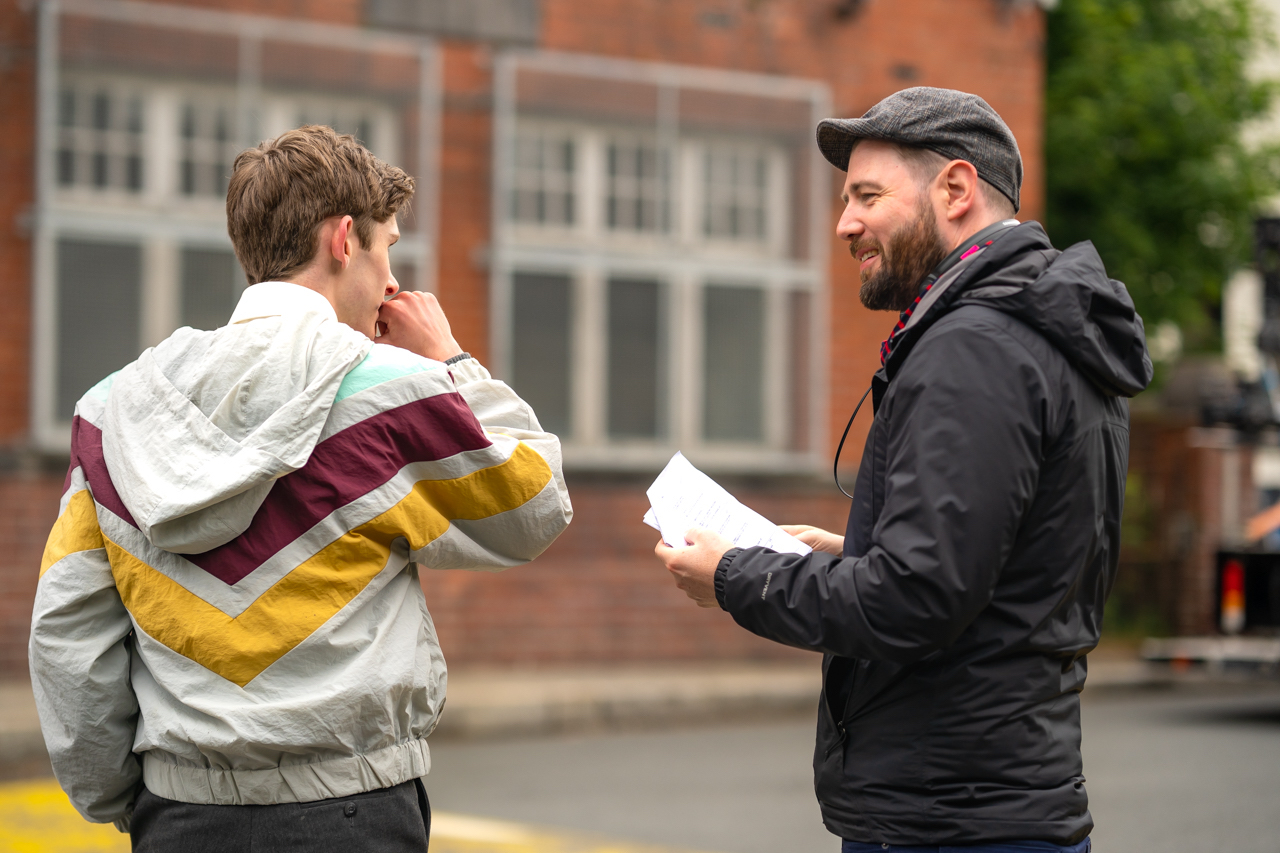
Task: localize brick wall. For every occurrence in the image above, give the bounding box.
[422,474,849,665]
[0,1,35,446]
[0,471,63,677]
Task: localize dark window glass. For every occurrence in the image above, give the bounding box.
[181,247,243,331]
[788,289,811,451]
[511,272,573,438]
[56,239,141,420]
[607,277,666,439]
[126,155,143,191]
[58,89,75,127]
[703,285,764,442]
[92,151,108,188]
[57,149,75,186]
[91,92,110,131]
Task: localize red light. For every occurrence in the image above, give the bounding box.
[1222,559,1246,634]
[1224,560,1245,594]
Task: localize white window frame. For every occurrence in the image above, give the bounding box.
[32,0,441,451]
[491,50,830,474]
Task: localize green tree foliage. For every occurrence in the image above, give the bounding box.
[1046,0,1279,345]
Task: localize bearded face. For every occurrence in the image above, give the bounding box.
[852,196,949,312]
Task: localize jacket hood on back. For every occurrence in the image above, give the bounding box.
[888,221,1154,398]
[101,283,372,554]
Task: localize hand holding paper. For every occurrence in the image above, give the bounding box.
[643,453,811,556]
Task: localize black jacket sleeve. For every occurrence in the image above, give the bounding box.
[722,314,1050,664]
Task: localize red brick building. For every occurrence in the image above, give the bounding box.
[0,0,1049,677]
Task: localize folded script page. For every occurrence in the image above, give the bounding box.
[643,453,811,556]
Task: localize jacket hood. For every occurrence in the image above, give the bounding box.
[101,284,372,554]
[886,221,1154,398]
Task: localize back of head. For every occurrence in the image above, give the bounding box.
[226,125,415,285]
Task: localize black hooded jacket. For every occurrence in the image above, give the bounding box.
[714,221,1152,845]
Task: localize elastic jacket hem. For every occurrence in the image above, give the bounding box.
[141,737,431,806]
[822,806,1093,848]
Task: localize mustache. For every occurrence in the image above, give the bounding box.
[849,239,883,259]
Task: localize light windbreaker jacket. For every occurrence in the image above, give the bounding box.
[29,282,572,829]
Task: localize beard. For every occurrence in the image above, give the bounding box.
[854,200,949,312]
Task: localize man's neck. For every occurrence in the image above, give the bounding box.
[931,217,1019,281]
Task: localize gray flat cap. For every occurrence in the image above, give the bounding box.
[817,87,1023,212]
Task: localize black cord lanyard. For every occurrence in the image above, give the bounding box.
[833,384,873,499]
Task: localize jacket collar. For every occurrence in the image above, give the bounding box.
[229,281,338,325]
[872,221,1053,410]
[877,219,1022,369]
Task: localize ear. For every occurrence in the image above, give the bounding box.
[939,160,980,223]
[328,215,355,270]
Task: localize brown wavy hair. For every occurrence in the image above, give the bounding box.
[226,125,415,284]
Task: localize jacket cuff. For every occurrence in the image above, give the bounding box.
[446,357,490,385]
[714,548,741,611]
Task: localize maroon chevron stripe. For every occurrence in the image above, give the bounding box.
[71,391,491,585]
[72,415,137,527]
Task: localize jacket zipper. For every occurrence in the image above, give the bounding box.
[823,663,859,758]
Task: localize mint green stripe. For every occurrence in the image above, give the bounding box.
[84,371,120,404]
[335,347,440,402]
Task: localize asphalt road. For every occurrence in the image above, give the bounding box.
[425,682,1280,853]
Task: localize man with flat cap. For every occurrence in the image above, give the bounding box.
[656,87,1152,851]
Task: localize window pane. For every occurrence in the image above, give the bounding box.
[703,284,764,442]
[607,277,666,439]
[510,272,573,438]
[511,129,575,226]
[55,82,145,195]
[788,289,811,451]
[606,140,668,233]
[181,247,243,331]
[704,146,769,242]
[56,239,141,420]
[179,98,238,198]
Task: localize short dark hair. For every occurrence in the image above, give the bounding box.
[870,141,1016,218]
[226,125,415,284]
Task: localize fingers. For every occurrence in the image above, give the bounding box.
[779,524,815,535]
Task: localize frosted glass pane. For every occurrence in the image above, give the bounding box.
[703,285,763,442]
[511,272,573,438]
[56,239,141,419]
[607,277,666,439]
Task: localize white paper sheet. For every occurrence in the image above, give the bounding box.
[643,452,811,556]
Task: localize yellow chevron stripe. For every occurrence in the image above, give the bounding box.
[107,443,552,687]
[40,489,105,577]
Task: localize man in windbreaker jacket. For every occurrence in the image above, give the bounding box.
[30,125,572,851]
[657,88,1152,851]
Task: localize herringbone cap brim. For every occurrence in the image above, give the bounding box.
[817,87,1023,212]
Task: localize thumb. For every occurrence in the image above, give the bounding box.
[683,527,706,547]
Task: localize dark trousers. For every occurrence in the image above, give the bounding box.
[131,778,431,853]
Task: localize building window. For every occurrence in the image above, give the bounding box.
[493,53,829,471]
[703,285,764,442]
[704,146,769,242]
[56,239,141,420]
[178,100,237,198]
[606,140,668,233]
[57,83,145,193]
[511,128,576,226]
[510,272,573,438]
[33,2,439,449]
[181,248,244,331]
[607,277,667,439]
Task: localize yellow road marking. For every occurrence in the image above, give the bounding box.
[0,779,716,853]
